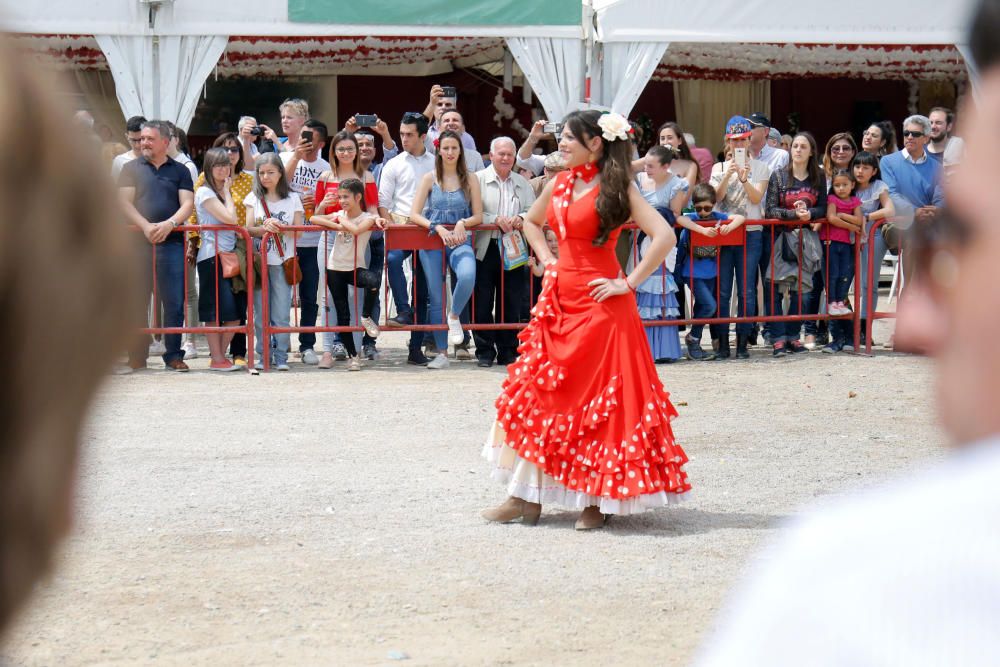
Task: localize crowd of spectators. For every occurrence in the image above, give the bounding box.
[103,84,955,372]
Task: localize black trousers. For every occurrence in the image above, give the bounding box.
[473,240,528,363]
[327,269,377,358]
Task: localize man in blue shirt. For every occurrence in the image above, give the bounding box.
[119,120,194,371]
[880,115,945,223]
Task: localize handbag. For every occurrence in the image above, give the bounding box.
[218,251,240,278]
[261,198,302,285]
[779,229,800,263]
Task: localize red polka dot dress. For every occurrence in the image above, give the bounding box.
[482,170,692,514]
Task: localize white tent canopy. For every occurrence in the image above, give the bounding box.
[593,0,977,45]
[0,0,980,128]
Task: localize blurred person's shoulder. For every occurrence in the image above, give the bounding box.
[696,438,1000,667]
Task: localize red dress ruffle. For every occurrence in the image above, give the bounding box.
[483,172,691,514]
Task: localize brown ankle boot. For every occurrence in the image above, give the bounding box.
[574,505,607,530]
[481,496,542,525]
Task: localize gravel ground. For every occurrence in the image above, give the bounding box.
[1,317,942,666]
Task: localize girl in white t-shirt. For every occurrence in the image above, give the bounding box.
[244,152,303,371]
[311,178,387,371]
[194,147,241,371]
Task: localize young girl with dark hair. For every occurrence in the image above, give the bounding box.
[852,151,895,344]
[821,169,863,352]
[482,110,691,531]
[311,178,388,371]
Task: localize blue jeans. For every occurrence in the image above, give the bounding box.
[717,230,762,336]
[758,228,774,338]
[688,277,717,341]
[132,240,185,364]
[765,281,803,342]
[826,241,854,303]
[253,265,292,365]
[860,227,888,320]
[419,241,476,351]
[387,248,430,352]
[296,245,319,352]
[803,267,825,336]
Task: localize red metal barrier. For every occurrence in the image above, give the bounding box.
[256,218,876,370]
[861,218,904,355]
[138,224,255,371]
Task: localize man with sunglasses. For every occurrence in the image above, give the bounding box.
[111,115,147,180]
[879,115,944,225]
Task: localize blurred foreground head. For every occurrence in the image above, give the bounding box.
[0,38,134,633]
[895,0,1000,446]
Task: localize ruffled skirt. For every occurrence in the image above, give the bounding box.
[482,264,691,515]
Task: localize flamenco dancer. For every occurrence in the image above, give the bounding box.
[482,110,692,530]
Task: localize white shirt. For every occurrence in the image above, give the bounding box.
[516,152,546,177]
[173,153,198,184]
[243,192,304,266]
[194,186,237,261]
[377,150,436,218]
[111,151,138,182]
[280,152,331,248]
[694,437,1000,667]
[941,136,965,167]
[710,158,771,230]
[755,144,789,174]
[903,149,929,165]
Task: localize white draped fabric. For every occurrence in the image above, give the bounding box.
[95,35,228,130]
[594,41,668,116]
[673,80,770,157]
[506,37,585,122]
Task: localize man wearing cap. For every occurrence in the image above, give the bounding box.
[708,115,771,358]
[747,112,789,173]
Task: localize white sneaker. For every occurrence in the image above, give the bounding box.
[828,301,851,316]
[360,316,380,339]
[149,338,166,356]
[182,341,199,359]
[112,364,134,376]
[447,315,464,346]
[332,342,348,360]
[276,363,290,371]
[301,349,319,365]
[427,353,450,370]
[347,357,362,372]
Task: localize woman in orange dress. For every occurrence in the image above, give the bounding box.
[482,110,692,530]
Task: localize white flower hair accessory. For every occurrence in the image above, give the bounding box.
[597,112,632,142]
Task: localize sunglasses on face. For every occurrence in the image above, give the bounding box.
[693,204,714,212]
[224,147,240,154]
[831,145,854,153]
[902,131,925,138]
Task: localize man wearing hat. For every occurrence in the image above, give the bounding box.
[529,151,567,198]
[747,112,789,173]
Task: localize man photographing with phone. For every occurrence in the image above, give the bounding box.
[422,84,478,153]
